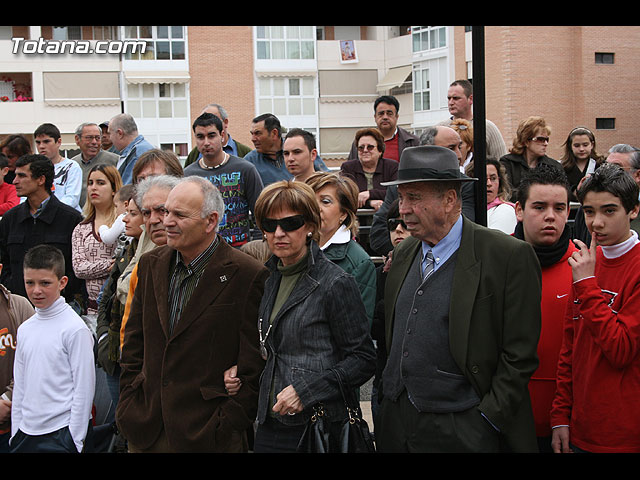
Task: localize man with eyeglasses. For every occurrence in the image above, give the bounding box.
[437,79,508,161]
[71,122,118,208]
[347,95,420,163]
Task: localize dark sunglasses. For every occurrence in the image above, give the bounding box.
[262,215,306,233]
[387,218,407,231]
[530,136,549,143]
[357,144,376,152]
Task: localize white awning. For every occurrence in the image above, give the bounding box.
[376,65,412,91]
[124,71,190,84]
[43,71,120,106]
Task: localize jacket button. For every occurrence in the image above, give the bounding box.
[471,365,479,374]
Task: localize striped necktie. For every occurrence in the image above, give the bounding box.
[422,250,435,281]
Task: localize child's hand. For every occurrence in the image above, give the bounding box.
[568,232,597,282]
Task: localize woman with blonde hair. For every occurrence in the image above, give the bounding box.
[450,118,474,171]
[305,172,377,324]
[499,116,559,201]
[72,164,123,319]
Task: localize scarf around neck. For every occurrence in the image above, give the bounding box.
[513,221,571,267]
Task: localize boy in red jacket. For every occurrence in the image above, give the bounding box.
[551,162,640,453]
[513,163,576,452]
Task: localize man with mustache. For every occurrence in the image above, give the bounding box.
[347,95,420,163]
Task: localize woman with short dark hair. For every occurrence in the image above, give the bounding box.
[247,180,375,453]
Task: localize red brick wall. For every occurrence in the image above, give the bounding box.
[468,26,640,160]
[187,26,255,148]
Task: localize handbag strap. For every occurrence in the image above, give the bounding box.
[330,365,359,410]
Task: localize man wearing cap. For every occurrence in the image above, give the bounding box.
[375,145,542,453]
[99,121,120,154]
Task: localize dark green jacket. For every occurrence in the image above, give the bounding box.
[323,239,377,325]
[384,216,541,452]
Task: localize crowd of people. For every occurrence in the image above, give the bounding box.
[0,81,639,454]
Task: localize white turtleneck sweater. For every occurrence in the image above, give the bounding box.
[11,296,95,452]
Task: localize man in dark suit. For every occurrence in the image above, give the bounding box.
[116,176,269,453]
[375,145,541,452]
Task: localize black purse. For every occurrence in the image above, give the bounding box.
[297,366,376,453]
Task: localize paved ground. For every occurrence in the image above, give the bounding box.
[360,377,374,427]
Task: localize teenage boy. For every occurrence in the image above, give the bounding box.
[34,123,83,212]
[551,162,640,453]
[513,163,577,452]
[10,245,95,453]
[0,154,19,215]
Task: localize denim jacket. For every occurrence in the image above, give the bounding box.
[256,241,376,426]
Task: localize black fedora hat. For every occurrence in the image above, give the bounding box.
[381,145,477,186]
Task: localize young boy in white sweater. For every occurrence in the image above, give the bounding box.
[10,245,95,453]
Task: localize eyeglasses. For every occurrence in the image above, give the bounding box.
[387,218,407,231]
[357,144,376,152]
[530,136,549,143]
[81,135,102,141]
[262,215,306,233]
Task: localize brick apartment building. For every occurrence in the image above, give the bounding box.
[1,25,638,165]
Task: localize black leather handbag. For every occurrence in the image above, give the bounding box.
[297,366,376,453]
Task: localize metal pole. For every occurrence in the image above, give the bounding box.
[472,26,487,226]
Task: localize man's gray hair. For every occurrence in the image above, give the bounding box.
[419,125,439,146]
[74,122,100,137]
[609,143,640,171]
[203,103,228,121]
[176,176,225,226]
[135,174,181,209]
[110,113,139,136]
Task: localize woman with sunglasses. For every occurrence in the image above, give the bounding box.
[340,128,398,211]
[450,118,474,171]
[499,116,560,201]
[305,172,377,326]
[560,126,604,202]
[248,180,375,453]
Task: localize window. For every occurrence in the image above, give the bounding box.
[92,26,118,41]
[412,26,446,53]
[596,118,615,130]
[126,82,188,119]
[595,52,615,64]
[52,26,82,40]
[123,26,185,60]
[160,143,189,157]
[258,76,316,116]
[256,26,315,60]
[413,66,431,111]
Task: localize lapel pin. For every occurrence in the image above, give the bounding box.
[220,275,227,282]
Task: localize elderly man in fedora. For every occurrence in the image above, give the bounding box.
[375,145,542,453]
